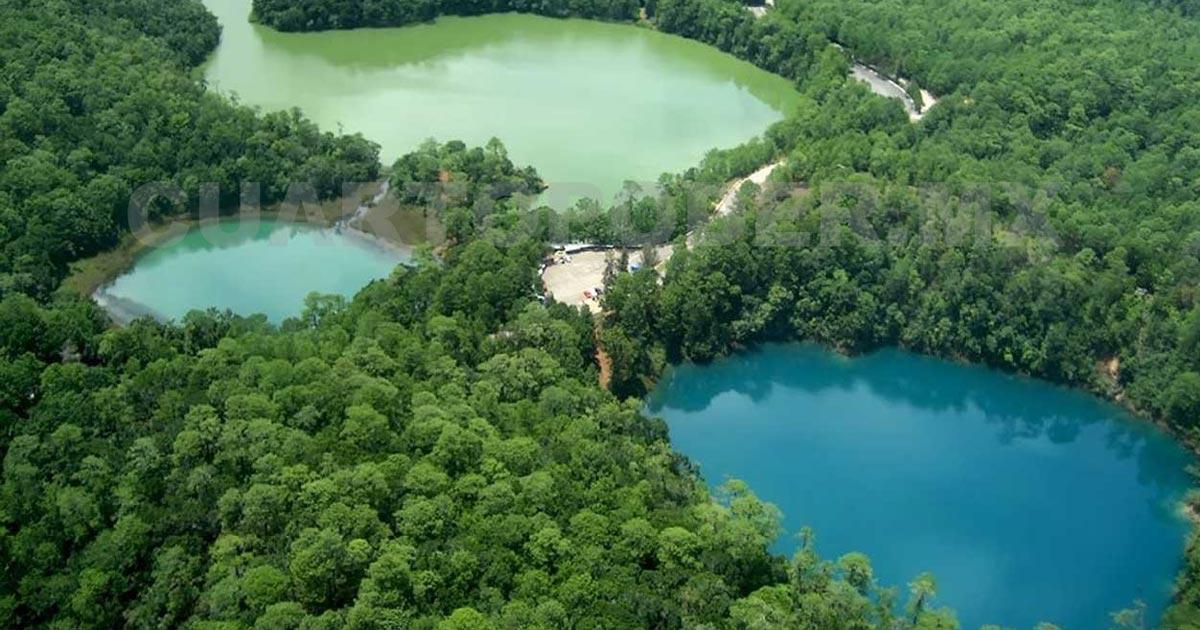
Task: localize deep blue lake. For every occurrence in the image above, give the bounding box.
[646,344,1194,629]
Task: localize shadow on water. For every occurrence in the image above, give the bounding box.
[98,218,405,324]
[646,342,1193,508]
[201,0,805,201]
[646,342,1195,629]
[235,12,801,112]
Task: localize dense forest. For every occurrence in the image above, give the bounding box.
[251,0,640,31]
[597,0,1200,445]
[5,0,1200,626]
[3,238,966,628]
[0,0,963,627]
[250,0,1200,624]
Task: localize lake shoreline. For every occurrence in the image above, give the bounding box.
[648,338,1199,627]
[201,2,803,202]
[63,201,412,323]
[797,339,1194,460]
[64,208,329,300]
[648,340,1196,630]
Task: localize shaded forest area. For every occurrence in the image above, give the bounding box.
[251,0,641,30]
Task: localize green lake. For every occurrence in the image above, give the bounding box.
[201,0,802,203]
[647,344,1194,629]
[95,219,403,323]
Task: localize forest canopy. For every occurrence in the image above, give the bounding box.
[5,0,1200,626]
[0,0,960,627]
[246,0,1200,623]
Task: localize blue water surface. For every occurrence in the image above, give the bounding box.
[646,344,1194,629]
[100,219,404,323]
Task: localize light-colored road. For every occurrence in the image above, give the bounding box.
[747,0,774,18]
[541,250,611,313]
[715,161,780,217]
[850,63,938,121]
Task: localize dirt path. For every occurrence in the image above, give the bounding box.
[680,159,783,247]
[850,63,938,121]
[715,161,781,217]
[542,159,782,312]
[541,250,612,313]
[540,246,672,312]
[596,342,613,389]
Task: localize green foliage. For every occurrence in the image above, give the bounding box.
[656,0,824,79]
[7,0,1200,624]
[0,244,949,627]
[589,0,1200,445]
[252,0,640,31]
[0,0,380,297]
[388,139,544,243]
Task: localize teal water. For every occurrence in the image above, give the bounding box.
[97,219,403,323]
[646,344,1194,629]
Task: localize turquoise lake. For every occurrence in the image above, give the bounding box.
[96,219,403,323]
[646,344,1194,629]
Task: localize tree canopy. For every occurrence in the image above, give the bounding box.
[6,0,1200,625]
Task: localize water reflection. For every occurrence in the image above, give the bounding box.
[98,219,403,323]
[200,0,803,198]
[647,342,1194,629]
[652,344,1155,459]
[228,11,799,110]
